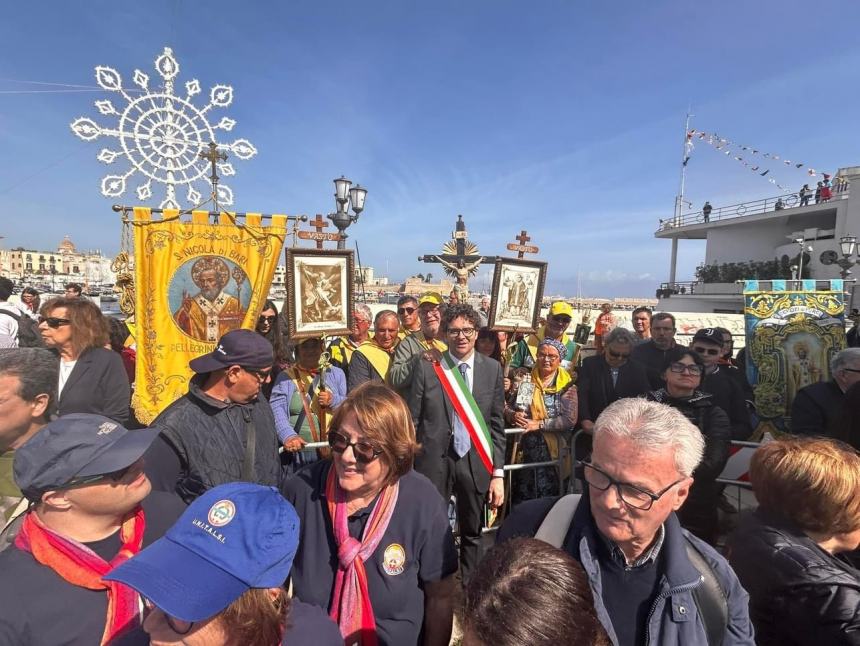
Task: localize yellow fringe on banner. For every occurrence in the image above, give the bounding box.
[131,207,286,424]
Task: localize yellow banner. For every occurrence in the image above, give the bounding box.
[132,207,286,424]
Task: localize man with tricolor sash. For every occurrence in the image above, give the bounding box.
[406,303,506,583]
[347,309,400,391]
[509,300,579,374]
[388,291,448,394]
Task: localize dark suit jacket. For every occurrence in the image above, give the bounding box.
[406,352,505,494]
[58,346,131,424]
[790,380,843,436]
[577,355,651,424]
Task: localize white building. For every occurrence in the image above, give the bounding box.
[2,236,117,287]
[655,166,858,312]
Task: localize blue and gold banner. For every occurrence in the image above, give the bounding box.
[132,207,286,423]
[744,279,846,433]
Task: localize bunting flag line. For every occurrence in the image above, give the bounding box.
[686,129,833,193]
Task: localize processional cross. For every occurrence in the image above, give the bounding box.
[418,215,497,298]
[298,213,343,249]
[199,142,228,210]
[505,229,540,259]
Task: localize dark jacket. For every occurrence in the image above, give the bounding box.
[701,368,753,440]
[148,376,283,503]
[647,389,731,544]
[498,494,755,645]
[577,355,651,425]
[791,380,844,436]
[631,340,677,389]
[57,346,130,424]
[727,510,860,645]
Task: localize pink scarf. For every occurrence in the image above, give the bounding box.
[325,465,399,645]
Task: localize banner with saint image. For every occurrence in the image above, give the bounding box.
[132,207,286,423]
[744,278,845,435]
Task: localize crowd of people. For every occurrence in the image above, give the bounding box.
[0,287,859,645]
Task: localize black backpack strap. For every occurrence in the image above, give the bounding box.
[684,537,728,646]
[240,407,256,481]
[0,309,21,322]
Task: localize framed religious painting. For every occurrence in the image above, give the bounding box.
[285,248,354,339]
[488,257,547,333]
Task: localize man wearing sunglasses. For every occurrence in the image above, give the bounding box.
[396,295,421,338]
[577,328,651,435]
[691,328,753,440]
[406,303,506,584]
[144,329,283,503]
[389,291,448,393]
[498,398,754,646]
[0,414,185,645]
[509,301,579,373]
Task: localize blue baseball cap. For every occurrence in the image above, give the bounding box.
[104,483,300,622]
[14,414,160,502]
[189,329,274,373]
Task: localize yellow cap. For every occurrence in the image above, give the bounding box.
[418,291,443,306]
[549,301,574,317]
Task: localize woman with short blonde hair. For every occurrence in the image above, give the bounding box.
[728,437,860,644]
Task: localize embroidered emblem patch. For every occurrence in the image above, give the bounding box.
[382,543,406,576]
[208,499,236,527]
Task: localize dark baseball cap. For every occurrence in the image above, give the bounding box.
[105,483,300,622]
[14,414,160,501]
[189,329,274,374]
[692,328,723,345]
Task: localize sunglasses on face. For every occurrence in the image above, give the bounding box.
[241,366,271,382]
[669,362,703,375]
[258,315,276,324]
[551,316,572,324]
[398,307,416,315]
[327,430,383,464]
[142,598,194,635]
[63,463,136,489]
[693,346,721,356]
[606,349,630,359]
[39,316,71,328]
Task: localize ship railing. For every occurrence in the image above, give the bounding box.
[657,186,850,231]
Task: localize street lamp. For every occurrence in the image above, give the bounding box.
[328,176,368,250]
[794,237,813,280]
[837,235,860,278]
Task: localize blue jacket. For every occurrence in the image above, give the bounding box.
[499,494,755,646]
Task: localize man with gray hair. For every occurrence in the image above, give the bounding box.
[499,398,754,646]
[791,347,860,436]
[327,303,373,380]
[0,348,58,537]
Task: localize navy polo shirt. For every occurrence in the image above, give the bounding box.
[282,461,457,646]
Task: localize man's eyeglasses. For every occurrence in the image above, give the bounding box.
[258,315,276,324]
[39,316,71,328]
[447,327,476,339]
[327,430,383,464]
[580,461,684,511]
[142,597,194,635]
[693,346,721,356]
[669,362,703,375]
[842,367,860,374]
[398,307,416,315]
[63,463,136,489]
[241,366,271,382]
[606,349,630,360]
[551,316,572,325]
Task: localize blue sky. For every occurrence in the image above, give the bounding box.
[2,1,859,297]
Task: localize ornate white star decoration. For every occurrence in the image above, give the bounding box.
[70,47,257,209]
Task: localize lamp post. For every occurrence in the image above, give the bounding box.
[327,176,368,250]
[794,237,813,280]
[837,235,859,278]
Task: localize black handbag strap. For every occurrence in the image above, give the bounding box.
[685,537,728,646]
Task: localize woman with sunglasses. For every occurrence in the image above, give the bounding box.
[255,300,290,399]
[282,382,458,646]
[39,297,130,424]
[646,346,730,545]
[505,338,578,503]
[105,482,343,646]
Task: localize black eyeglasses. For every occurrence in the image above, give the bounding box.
[447,327,476,338]
[693,346,721,356]
[398,307,416,315]
[241,366,271,382]
[580,461,684,511]
[258,315,276,324]
[606,349,630,359]
[327,430,383,464]
[63,463,136,489]
[669,362,703,375]
[142,598,194,635]
[551,316,572,324]
[39,316,71,328]
[842,367,860,374]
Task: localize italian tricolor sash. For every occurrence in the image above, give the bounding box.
[433,353,493,473]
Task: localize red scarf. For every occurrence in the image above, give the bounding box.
[15,507,146,645]
[325,465,399,646]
